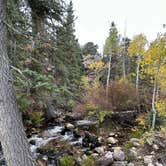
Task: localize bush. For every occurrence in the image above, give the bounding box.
[73,79,149,122]
[82,156,96,166]
[60,155,75,166]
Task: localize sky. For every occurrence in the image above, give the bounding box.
[72,0,166,53]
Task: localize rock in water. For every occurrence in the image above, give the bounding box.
[65,123,75,130]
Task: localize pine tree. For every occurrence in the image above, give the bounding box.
[55,1,83,94]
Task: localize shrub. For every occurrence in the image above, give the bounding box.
[82,156,96,166]
[73,79,149,122]
[60,155,75,166]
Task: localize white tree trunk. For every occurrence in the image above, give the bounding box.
[0,0,37,165]
[106,54,112,98]
[151,64,160,130]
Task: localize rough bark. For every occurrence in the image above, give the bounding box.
[31,12,45,37]
[0,0,37,165]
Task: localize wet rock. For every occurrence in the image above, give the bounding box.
[112,161,128,166]
[46,100,64,122]
[144,155,153,164]
[107,137,118,144]
[113,149,125,161]
[29,139,36,145]
[97,151,113,166]
[82,132,100,149]
[94,146,106,154]
[76,120,96,126]
[0,152,5,166]
[65,123,75,130]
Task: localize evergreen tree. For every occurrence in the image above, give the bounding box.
[103,22,120,80]
[55,1,83,94]
[82,42,98,55]
[104,22,119,56]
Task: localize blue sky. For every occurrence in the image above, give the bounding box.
[72,0,166,52]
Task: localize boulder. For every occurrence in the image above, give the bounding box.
[128,148,138,159]
[65,123,75,130]
[113,149,125,161]
[95,146,106,154]
[107,137,118,144]
[152,144,159,150]
[155,162,163,166]
[82,132,100,149]
[144,155,153,164]
[91,153,99,158]
[129,138,140,143]
[109,132,116,137]
[97,151,113,166]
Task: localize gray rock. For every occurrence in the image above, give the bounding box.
[128,148,138,159]
[98,136,104,144]
[66,123,75,129]
[133,142,141,147]
[128,163,134,166]
[130,138,140,143]
[152,144,159,150]
[107,137,118,144]
[109,132,116,137]
[95,146,106,154]
[146,138,153,146]
[148,163,155,166]
[155,162,163,166]
[112,161,128,166]
[113,149,125,161]
[144,155,153,164]
[91,153,99,158]
[97,151,113,166]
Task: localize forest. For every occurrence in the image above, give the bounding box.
[0,0,165,166]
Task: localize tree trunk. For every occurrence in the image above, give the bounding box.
[136,61,140,94]
[31,12,45,37]
[0,1,37,165]
[106,54,112,98]
[122,50,126,80]
[151,64,160,130]
[151,80,157,130]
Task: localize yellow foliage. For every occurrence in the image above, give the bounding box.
[136,114,146,127]
[155,99,166,117]
[80,76,90,88]
[128,34,147,57]
[89,61,104,70]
